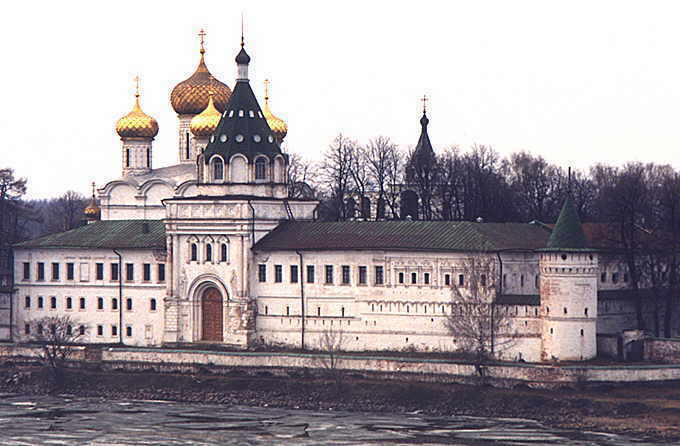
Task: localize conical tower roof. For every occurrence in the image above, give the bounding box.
[545,197,590,251]
[203,43,283,162]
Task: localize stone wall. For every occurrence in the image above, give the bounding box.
[644,338,680,363]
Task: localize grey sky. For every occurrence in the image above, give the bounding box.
[2,0,679,198]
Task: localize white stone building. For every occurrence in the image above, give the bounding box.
[0,33,657,363]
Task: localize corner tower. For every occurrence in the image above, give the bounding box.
[539,197,598,361]
[115,77,158,176]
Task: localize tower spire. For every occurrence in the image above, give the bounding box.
[241,12,245,47]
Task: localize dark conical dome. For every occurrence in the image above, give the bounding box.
[546,197,590,250]
[203,44,283,163]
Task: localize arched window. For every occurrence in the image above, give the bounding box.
[205,243,213,262]
[190,243,198,261]
[125,148,131,167]
[185,132,190,159]
[150,298,157,311]
[212,158,224,181]
[220,243,228,262]
[255,157,267,180]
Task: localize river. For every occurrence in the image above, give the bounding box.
[0,393,667,445]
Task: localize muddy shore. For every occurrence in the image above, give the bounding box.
[2,361,680,442]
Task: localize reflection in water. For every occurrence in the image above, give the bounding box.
[0,393,660,445]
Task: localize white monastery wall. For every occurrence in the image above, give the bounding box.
[12,247,166,346]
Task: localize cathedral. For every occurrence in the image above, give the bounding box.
[0,32,647,363]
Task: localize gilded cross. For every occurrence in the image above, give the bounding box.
[91,181,96,197]
[421,94,428,113]
[264,78,270,101]
[134,76,140,97]
[198,28,206,53]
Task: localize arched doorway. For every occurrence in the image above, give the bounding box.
[201,287,223,342]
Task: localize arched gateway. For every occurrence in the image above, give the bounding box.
[201,287,223,342]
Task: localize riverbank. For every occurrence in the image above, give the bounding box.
[2,361,680,442]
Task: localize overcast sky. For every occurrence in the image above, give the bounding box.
[3,1,680,198]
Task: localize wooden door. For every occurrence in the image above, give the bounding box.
[201,287,223,342]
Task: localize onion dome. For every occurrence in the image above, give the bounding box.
[190,92,221,137]
[115,87,159,139]
[84,182,101,222]
[263,79,288,143]
[170,30,231,115]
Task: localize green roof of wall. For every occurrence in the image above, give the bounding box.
[14,220,165,250]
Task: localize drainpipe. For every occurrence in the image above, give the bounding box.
[113,249,123,345]
[493,252,505,358]
[247,200,255,245]
[296,250,305,350]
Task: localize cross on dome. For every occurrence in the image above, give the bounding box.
[198,28,207,54]
[420,94,428,114]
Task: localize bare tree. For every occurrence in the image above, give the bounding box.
[445,253,515,379]
[365,136,402,219]
[317,326,345,389]
[43,190,87,234]
[347,144,372,218]
[24,315,87,385]
[287,153,318,199]
[319,134,356,221]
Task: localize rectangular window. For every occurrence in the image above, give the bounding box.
[125,263,134,281]
[22,262,30,280]
[481,274,487,287]
[359,266,367,285]
[411,272,417,284]
[126,325,132,337]
[375,266,384,285]
[143,263,151,281]
[24,323,30,335]
[66,263,75,280]
[79,297,86,310]
[158,264,165,282]
[290,265,298,283]
[38,296,44,309]
[306,265,315,283]
[66,297,72,309]
[97,325,103,336]
[600,272,606,283]
[398,272,404,284]
[612,273,619,284]
[520,274,524,287]
[342,265,350,284]
[50,296,57,309]
[458,274,465,286]
[111,263,119,281]
[325,265,334,284]
[24,296,30,308]
[424,272,430,285]
[96,263,104,280]
[97,297,104,310]
[51,263,60,280]
[37,262,45,281]
[258,264,267,282]
[274,265,283,283]
[445,274,451,286]
[126,298,132,311]
[112,325,118,337]
[112,298,118,310]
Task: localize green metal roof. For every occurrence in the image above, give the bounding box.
[254,220,551,252]
[544,198,590,251]
[15,220,165,250]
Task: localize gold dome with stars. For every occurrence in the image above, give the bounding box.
[170,29,231,115]
[263,79,287,143]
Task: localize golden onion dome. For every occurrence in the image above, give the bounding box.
[263,79,288,143]
[190,93,221,137]
[115,91,159,139]
[84,183,100,221]
[170,34,231,115]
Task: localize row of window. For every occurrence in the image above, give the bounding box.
[601,272,629,283]
[210,157,269,181]
[21,261,165,283]
[24,295,157,312]
[189,243,229,263]
[25,323,135,338]
[258,264,385,286]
